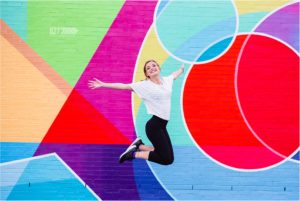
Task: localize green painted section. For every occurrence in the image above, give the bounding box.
[27,0,124,86]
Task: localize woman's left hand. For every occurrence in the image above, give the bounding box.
[180,63,184,72]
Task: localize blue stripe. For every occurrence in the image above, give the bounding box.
[0,142,39,163]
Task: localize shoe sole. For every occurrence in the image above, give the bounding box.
[119,145,136,163]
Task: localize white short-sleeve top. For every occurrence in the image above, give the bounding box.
[130,75,174,120]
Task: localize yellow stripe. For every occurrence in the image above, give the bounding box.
[234,0,293,15]
[133,26,169,117]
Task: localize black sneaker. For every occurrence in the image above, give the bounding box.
[119,145,136,164]
[130,137,144,150]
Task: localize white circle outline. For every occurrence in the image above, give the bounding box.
[234,0,300,164]
[133,0,300,174]
[180,33,299,172]
[234,32,300,163]
[131,3,176,200]
[153,0,239,65]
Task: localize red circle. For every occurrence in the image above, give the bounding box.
[183,34,298,169]
[237,34,299,157]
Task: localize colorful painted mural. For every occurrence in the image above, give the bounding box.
[1,0,299,200]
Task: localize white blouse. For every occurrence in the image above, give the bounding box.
[130,74,174,120]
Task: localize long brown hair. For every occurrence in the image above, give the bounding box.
[143,60,160,79]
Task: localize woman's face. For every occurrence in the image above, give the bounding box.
[145,61,160,78]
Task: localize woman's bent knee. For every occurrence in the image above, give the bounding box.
[161,155,174,165]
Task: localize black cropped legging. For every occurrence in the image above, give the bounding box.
[146,115,174,165]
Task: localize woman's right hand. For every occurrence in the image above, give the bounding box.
[88,78,104,89]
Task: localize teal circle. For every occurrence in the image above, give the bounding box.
[155,0,237,63]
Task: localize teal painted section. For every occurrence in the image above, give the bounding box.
[1,155,98,200]
[155,0,236,62]
[0,0,27,40]
[239,12,268,32]
[198,37,233,61]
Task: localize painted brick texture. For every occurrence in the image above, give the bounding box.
[1,0,299,200]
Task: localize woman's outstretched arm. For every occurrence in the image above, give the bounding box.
[172,63,184,80]
[88,78,132,90]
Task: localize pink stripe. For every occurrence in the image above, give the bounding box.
[75,0,158,141]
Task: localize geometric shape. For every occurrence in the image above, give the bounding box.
[198,37,233,61]
[0,20,71,96]
[238,12,268,32]
[75,0,158,141]
[0,142,39,163]
[234,0,292,15]
[155,0,237,63]
[133,159,173,200]
[292,151,299,161]
[38,89,130,144]
[0,160,29,200]
[255,2,299,53]
[0,1,27,40]
[0,30,68,142]
[149,146,299,200]
[156,0,170,17]
[0,154,99,200]
[35,144,170,200]
[236,34,299,158]
[183,34,287,169]
[27,0,125,86]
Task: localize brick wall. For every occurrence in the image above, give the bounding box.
[1,0,299,200]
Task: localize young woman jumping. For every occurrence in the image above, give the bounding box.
[88,60,184,165]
